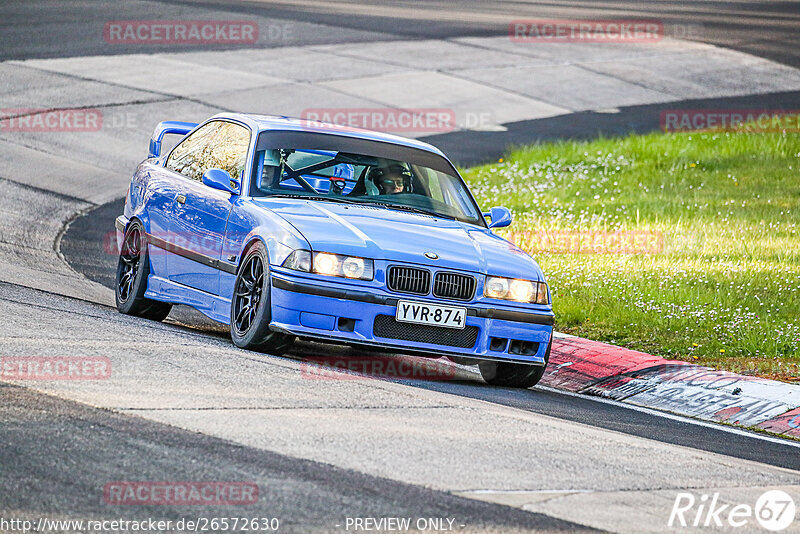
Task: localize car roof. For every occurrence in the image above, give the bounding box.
[213,112,449,159]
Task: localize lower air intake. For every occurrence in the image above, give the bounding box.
[373,315,479,349]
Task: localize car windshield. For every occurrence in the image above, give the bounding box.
[249,145,485,226]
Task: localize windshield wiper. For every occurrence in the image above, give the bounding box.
[265,194,459,219]
[265,193,363,205]
[363,201,456,220]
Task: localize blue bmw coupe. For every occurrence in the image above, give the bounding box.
[115,113,554,387]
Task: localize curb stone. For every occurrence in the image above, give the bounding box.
[542,336,800,438]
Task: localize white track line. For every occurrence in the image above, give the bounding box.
[452,359,800,448]
[536,385,800,450]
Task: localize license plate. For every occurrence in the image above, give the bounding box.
[395,300,467,329]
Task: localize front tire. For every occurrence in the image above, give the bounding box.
[115,220,172,321]
[479,336,552,388]
[230,242,294,353]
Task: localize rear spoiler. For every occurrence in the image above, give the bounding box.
[148,121,198,158]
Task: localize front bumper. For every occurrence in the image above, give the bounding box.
[269,269,554,365]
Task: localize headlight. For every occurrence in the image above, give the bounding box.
[510,279,534,302]
[281,249,374,281]
[484,277,509,299]
[314,252,339,276]
[282,250,311,272]
[484,276,549,305]
[341,257,367,279]
[313,252,373,280]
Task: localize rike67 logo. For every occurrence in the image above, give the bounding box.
[669,490,796,531]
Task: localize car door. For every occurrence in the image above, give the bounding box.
[136,163,181,278]
[162,120,251,295]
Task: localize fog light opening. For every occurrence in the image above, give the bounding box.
[337,317,356,332]
[508,340,539,356]
[489,337,508,352]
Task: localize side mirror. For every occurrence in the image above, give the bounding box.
[202,168,240,195]
[484,206,512,228]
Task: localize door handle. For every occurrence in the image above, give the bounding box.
[175,194,186,205]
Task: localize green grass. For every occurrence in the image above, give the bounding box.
[461,130,800,381]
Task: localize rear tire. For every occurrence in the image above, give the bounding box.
[230,241,294,354]
[479,336,552,388]
[115,220,172,321]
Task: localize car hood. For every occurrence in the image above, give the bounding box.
[251,198,544,280]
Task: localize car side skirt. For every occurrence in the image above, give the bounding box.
[145,274,232,324]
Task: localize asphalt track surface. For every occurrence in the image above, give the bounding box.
[3,0,799,164]
[60,199,800,473]
[4,1,800,532]
[3,0,799,68]
[1,382,591,533]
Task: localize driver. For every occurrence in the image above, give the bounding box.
[369,164,412,195]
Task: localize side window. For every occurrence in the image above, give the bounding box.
[165,122,222,182]
[166,121,251,183]
[415,166,444,203]
[209,122,251,181]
